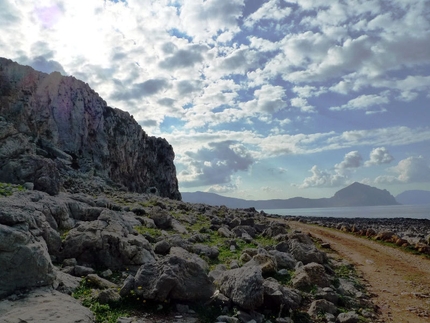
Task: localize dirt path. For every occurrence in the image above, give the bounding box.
[287,221,430,323]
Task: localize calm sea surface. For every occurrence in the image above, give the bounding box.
[261,204,430,219]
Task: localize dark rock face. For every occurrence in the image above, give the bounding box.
[0,57,180,199]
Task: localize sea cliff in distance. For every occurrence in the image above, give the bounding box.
[182,182,400,209]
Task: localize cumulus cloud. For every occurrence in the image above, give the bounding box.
[159,44,207,70]
[330,94,389,112]
[335,151,363,173]
[244,0,292,27]
[240,84,287,114]
[375,156,430,184]
[365,147,394,166]
[178,141,254,187]
[299,165,348,188]
[18,55,66,74]
[300,151,363,188]
[112,78,170,100]
[180,0,245,41]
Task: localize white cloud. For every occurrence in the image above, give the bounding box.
[290,97,315,113]
[179,0,244,42]
[178,141,254,188]
[240,84,287,115]
[299,165,348,188]
[330,94,389,112]
[335,151,362,172]
[244,0,292,27]
[375,156,430,184]
[365,147,394,167]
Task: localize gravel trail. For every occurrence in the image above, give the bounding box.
[288,221,430,323]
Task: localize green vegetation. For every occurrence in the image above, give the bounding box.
[73,279,128,323]
[73,277,174,323]
[0,182,25,197]
[134,226,163,238]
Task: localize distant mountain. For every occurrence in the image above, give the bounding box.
[396,190,430,205]
[182,182,399,209]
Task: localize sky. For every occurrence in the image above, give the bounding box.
[1,0,430,200]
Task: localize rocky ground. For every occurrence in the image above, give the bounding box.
[0,183,382,323]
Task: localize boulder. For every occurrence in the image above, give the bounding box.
[149,207,173,229]
[307,299,337,317]
[133,247,214,302]
[337,311,360,323]
[59,211,155,269]
[262,277,301,311]
[0,288,94,323]
[154,240,171,255]
[243,252,277,274]
[375,231,395,242]
[292,262,330,290]
[288,239,326,264]
[218,226,234,238]
[0,200,56,298]
[215,266,264,310]
[269,250,296,270]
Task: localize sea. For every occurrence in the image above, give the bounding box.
[260,204,430,219]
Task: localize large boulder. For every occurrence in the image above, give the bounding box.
[288,239,326,264]
[215,266,264,310]
[132,247,214,302]
[0,194,57,298]
[0,288,94,322]
[292,262,330,291]
[59,210,155,269]
[262,277,302,311]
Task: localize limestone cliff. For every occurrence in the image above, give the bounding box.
[0,57,181,199]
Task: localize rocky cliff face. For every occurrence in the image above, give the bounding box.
[0,57,180,199]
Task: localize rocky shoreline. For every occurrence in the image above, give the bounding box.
[278,215,430,255]
[0,185,383,323]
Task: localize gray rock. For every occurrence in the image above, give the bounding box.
[0,288,94,323]
[59,211,155,269]
[192,244,219,259]
[74,265,95,277]
[288,239,326,264]
[216,315,239,323]
[209,264,227,282]
[292,262,330,291]
[307,299,337,317]
[133,247,215,302]
[216,266,264,310]
[218,226,234,238]
[269,250,296,270]
[337,278,360,297]
[154,240,171,255]
[86,274,118,289]
[54,271,81,295]
[243,253,277,274]
[97,288,121,304]
[0,221,55,298]
[149,207,173,229]
[263,277,302,311]
[337,311,360,323]
[119,274,135,297]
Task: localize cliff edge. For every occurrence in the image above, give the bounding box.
[0,57,180,199]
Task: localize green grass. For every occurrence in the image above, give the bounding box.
[134,226,163,238]
[73,277,174,323]
[0,182,25,197]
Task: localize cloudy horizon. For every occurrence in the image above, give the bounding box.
[1,0,429,199]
